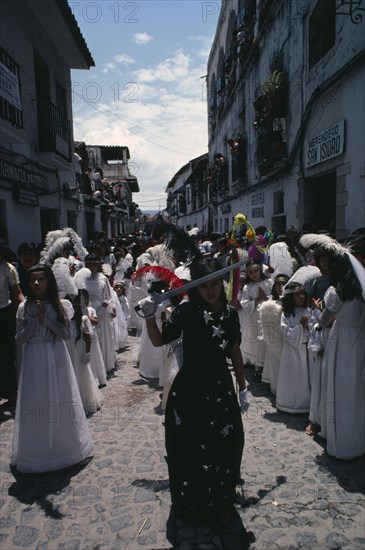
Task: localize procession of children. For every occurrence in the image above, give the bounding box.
[0,218,364,527]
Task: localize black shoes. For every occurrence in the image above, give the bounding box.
[253,371,262,383]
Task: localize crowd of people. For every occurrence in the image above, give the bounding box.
[0,220,364,526]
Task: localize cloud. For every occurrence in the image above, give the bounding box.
[73,47,210,210]
[133,49,191,83]
[114,54,135,65]
[188,35,209,42]
[73,94,207,210]
[132,33,154,45]
[101,62,116,74]
[101,54,135,73]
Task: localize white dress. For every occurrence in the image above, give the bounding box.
[320,287,365,459]
[259,298,283,395]
[12,300,93,473]
[276,307,311,413]
[66,317,103,415]
[84,273,116,372]
[111,289,129,350]
[126,282,144,331]
[307,310,330,425]
[87,306,107,387]
[240,279,272,367]
[139,304,165,380]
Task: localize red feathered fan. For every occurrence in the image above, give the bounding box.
[131,265,186,292]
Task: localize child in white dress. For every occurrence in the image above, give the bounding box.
[259,274,289,394]
[66,292,103,415]
[240,260,272,381]
[276,282,311,413]
[83,291,107,388]
[112,282,129,350]
[12,265,93,473]
[83,255,116,373]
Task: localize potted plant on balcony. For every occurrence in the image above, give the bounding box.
[253,70,287,128]
[261,70,287,116]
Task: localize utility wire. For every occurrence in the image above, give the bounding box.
[73,90,203,157]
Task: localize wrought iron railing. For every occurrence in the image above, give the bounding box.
[0,47,23,128]
[257,118,287,173]
[36,100,71,161]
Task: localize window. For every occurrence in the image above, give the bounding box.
[67,210,77,230]
[309,0,336,69]
[0,47,23,128]
[273,190,284,214]
[56,83,67,118]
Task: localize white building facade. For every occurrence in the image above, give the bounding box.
[206,0,365,238]
[84,145,140,237]
[0,0,94,252]
[166,154,210,233]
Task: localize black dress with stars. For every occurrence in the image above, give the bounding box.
[162,301,244,522]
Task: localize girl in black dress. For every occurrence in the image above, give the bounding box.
[139,258,249,524]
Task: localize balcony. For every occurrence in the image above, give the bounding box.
[218,186,229,199]
[257,118,287,174]
[83,195,101,207]
[230,138,247,181]
[258,0,276,29]
[232,179,247,193]
[178,198,187,214]
[0,47,23,131]
[36,100,71,161]
[225,71,236,97]
[216,77,225,113]
[224,47,236,77]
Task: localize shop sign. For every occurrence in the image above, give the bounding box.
[13,185,39,206]
[251,192,265,218]
[220,203,231,214]
[305,120,345,168]
[0,158,48,192]
[0,61,22,110]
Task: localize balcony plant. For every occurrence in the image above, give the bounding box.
[253,70,287,127]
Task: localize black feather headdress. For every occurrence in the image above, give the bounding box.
[154,222,202,266]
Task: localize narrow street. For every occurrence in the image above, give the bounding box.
[0,332,364,550]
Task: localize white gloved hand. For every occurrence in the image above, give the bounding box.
[81,352,91,366]
[239,389,250,414]
[137,296,157,319]
[160,298,172,310]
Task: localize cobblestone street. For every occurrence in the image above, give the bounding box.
[0,332,364,550]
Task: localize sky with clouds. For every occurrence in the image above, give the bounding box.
[70,0,221,212]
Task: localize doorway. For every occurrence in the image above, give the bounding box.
[40,209,59,242]
[304,173,336,234]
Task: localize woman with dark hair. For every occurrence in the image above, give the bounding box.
[319,252,365,459]
[138,258,249,525]
[11,264,93,473]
